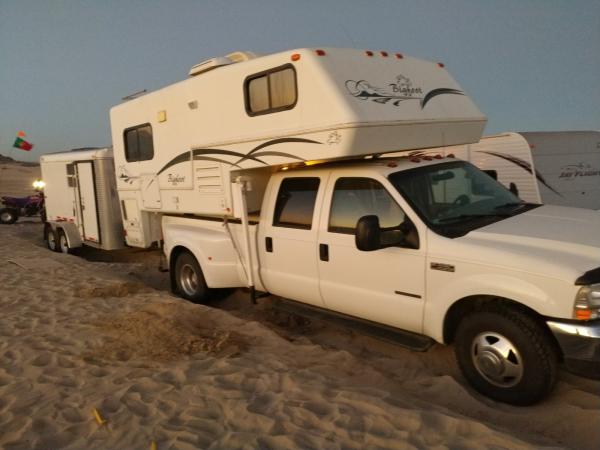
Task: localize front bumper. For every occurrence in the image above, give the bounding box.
[547,319,600,379]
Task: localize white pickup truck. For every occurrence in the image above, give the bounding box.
[163,154,600,405]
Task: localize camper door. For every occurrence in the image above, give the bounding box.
[75,162,100,243]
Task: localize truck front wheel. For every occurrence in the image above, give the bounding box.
[454,306,558,405]
[174,251,209,303]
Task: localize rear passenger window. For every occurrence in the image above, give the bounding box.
[273,178,320,230]
[124,124,154,162]
[245,65,297,115]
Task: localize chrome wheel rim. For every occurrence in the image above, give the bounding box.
[1,211,12,222]
[471,332,523,387]
[180,263,199,296]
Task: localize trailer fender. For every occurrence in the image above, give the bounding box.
[48,221,83,249]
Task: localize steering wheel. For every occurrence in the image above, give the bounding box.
[452,194,470,207]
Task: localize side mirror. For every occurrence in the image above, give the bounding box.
[355,215,381,251]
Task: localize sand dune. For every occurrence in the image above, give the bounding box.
[0,220,599,449]
[0,158,41,197]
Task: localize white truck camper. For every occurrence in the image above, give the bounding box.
[41,47,600,405]
[414,131,600,209]
[40,148,124,253]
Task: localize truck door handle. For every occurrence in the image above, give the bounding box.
[265,237,273,253]
[319,243,329,261]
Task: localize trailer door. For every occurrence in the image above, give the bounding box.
[76,162,100,243]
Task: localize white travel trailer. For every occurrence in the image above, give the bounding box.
[40,148,124,253]
[417,131,600,209]
[37,47,599,405]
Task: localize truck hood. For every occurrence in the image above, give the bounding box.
[435,205,600,283]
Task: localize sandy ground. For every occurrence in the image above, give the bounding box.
[0,160,41,197]
[0,224,599,448]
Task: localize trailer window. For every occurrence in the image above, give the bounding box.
[273,177,320,230]
[329,178,406,234]
[245,65,297,115]
[124,124,154,162]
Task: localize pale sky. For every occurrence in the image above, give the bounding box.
[1,0,599,162]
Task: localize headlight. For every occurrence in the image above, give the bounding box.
[574,284,600,320]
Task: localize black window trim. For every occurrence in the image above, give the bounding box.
[123,122,154,162]
[244,63,298,117]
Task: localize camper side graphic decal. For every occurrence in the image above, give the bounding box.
[477,151,563,197]
[559,163,600,180]
[345,75,464,108]
[156,137,322,175]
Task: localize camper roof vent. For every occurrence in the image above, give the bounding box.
[225,51,260,62]
[188,57,233,77]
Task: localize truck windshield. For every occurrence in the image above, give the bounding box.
[388,160,540,237]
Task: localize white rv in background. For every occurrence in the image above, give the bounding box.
[40,148,124,253]
[39,48,600,405]
[421,131,600,209]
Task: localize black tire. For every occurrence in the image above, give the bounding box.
[57,230,71,254]
[0,208,18,224]
[455,305,558,405]
[174,251,209,303]
[44,225,59,252]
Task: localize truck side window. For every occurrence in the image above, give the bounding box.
[329,178,406,234]
[273,177,320,230]
[245,65,297,116]
[124,124,154,162]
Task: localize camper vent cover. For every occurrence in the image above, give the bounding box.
[225,51,260,63]
[188,51,259,77]
[188,57,233,77]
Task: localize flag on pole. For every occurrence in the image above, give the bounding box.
[13,132,33,151]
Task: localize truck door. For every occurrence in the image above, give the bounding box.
[76,161,100,243]
[317,175,426,333]
[258,174,328,307]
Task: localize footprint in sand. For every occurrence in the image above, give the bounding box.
[101,395,122,414]
[88,367,110,378]
[31,353,53,367]
[57,356,77,369]
[61,407,86,423]
[122,393,151,418]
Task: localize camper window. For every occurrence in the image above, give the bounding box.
[124,124,154,162]
[273,177,320,229]
[245,65,297,115]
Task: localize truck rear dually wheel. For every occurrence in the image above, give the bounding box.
[174,251,209,303]
[454,305,558,405]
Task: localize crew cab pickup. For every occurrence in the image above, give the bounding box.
[162,155,600,405]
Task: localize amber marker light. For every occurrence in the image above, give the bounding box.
[315,49,326,56]
[291,53,301,61]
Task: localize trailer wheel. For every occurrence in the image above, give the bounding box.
[44,225,59,252]
[174,251,209,303]
[0,208,18,224]
[454,305,558,405]
[57,230,71,254]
